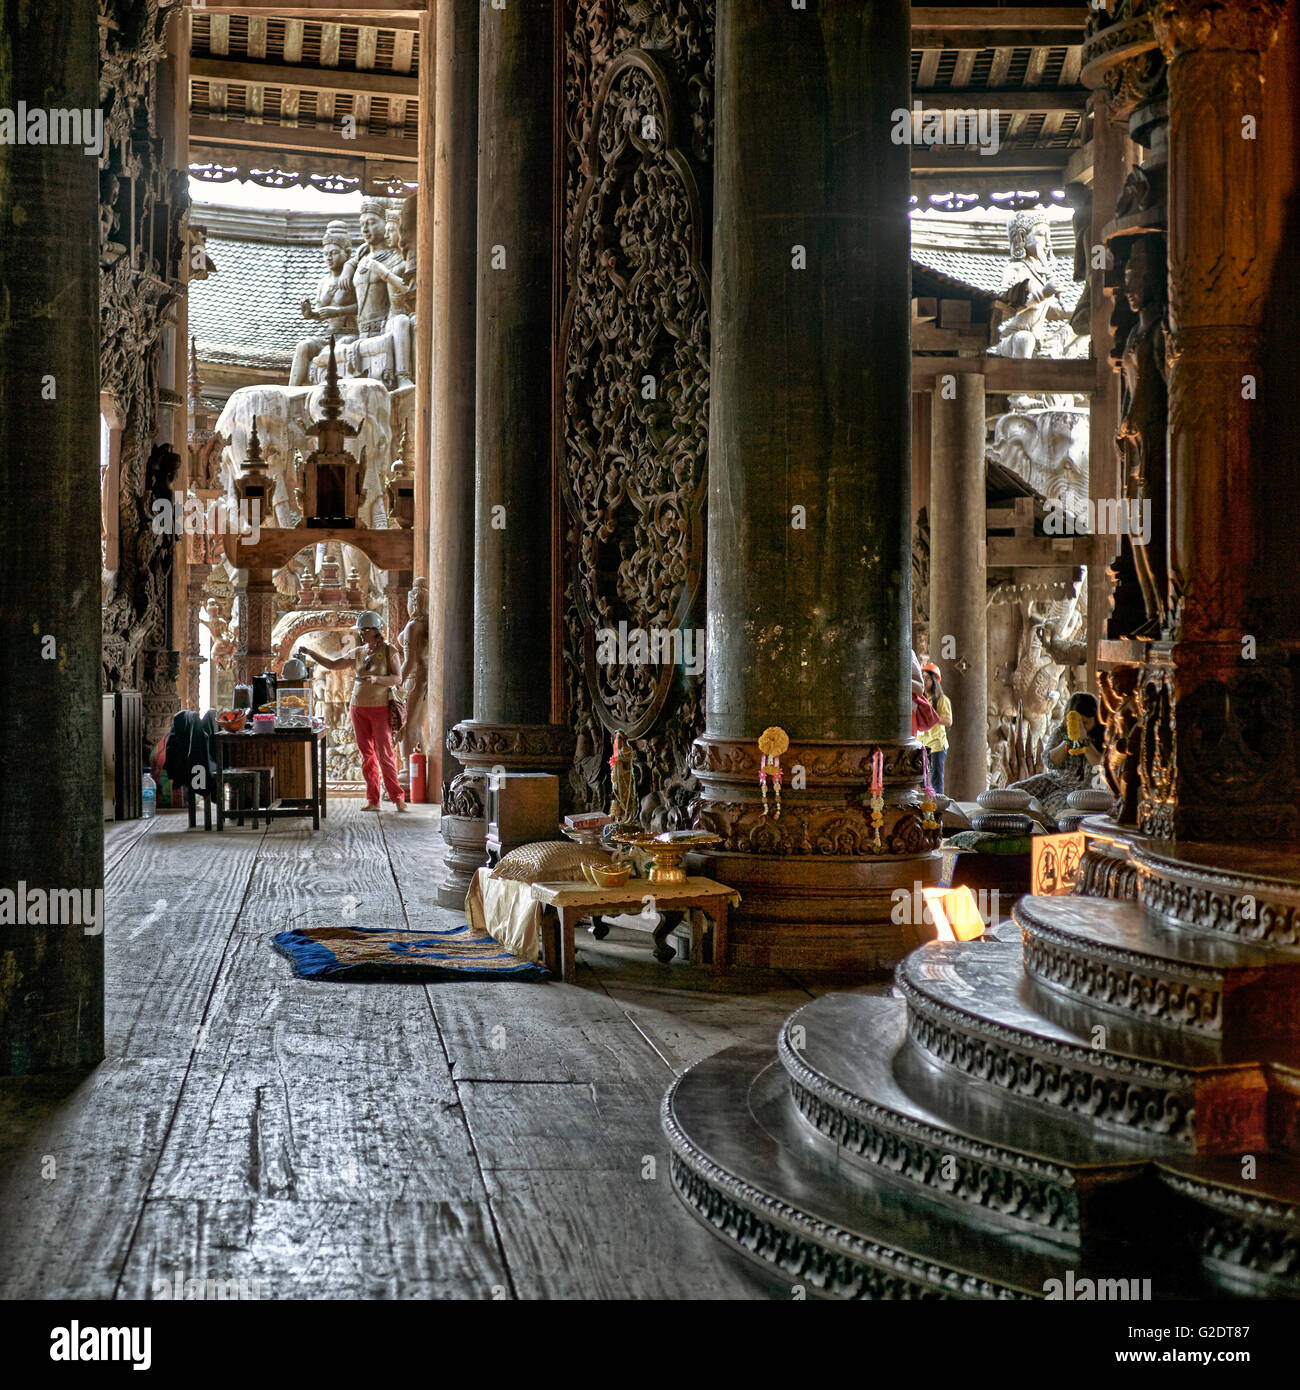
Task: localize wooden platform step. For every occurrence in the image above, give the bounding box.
[663,1043,1208,1300]
[897,941,1277,1153]
[1154,1153,1300,1298]
[1015,895,1300,1041]
[778,992,1161,1248]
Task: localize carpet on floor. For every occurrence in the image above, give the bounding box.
[272,922,549,981]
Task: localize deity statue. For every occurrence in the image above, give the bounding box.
[341,197,414,389]
[199,599,236,672]
[398,576,429,761]
[1115,233,1169,636]
[989,208,1084,409]
[290,220,359,387]
[608,732,638,827]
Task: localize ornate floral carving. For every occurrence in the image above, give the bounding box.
[694,798,939,859]
[1153,0,1283,58]
[689,738,925,785]
[779,1031,1082,1236]
[443,771,485,822]
[1021,923,1224,1034]
[560,3,714,827]
[899,973,1197,1144]
[445,722,575,768]
[663,1088,1027,1300]
[98,0,187,736]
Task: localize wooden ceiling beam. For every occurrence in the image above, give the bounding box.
[189,115,416,162]
[191,55,419,99]
[911,356,1097,392]
[912,89,1087,112]
[911,147,1071,171]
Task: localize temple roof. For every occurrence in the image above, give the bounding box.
[188,203,341,373]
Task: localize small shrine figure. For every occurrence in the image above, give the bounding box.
[757,726,789,819]
[608,732,638,827]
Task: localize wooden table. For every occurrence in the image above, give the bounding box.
[529,876,739,983]
[214,728,327,831]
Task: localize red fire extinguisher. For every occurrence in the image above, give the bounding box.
[410,751,427,804]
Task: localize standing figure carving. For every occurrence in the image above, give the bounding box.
[398,576,429,761]
[1115,233,1169,637]
[989,208,1084,409]
[342,198,413,389]
[290,220,359,387]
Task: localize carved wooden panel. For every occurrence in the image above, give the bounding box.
[98,0,187,738]
[558,1,714,828]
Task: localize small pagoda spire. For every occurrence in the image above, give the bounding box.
[320,334,345,420]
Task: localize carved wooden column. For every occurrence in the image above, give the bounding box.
[690,0,939,970]
[429,0,479,833]
[236,568,277,686]
[0,0,104,1072]
[930,372,988,802]
[1151,0,1292,838]
[438,0,571,907]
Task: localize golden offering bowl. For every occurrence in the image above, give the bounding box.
[583,862,631,888]
[645,830,722,886]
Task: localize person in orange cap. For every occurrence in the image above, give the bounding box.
[917,661,953,795]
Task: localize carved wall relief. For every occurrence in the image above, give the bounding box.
[98,0,187,743]
[559,2,714,830]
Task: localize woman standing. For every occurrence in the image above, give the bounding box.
[300,611,407,812]
[917,662,953,795]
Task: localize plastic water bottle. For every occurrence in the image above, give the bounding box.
[142,769,157,820]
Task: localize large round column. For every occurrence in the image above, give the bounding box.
[691,0,938,970]
[930,373,989,802]
[438,0,570,906]
[0,0,104,1072]
[1151,0,1293,840]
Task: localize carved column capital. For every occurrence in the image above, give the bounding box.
[445,720,575,773]
[1153,0,1282,59]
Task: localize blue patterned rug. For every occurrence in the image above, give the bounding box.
[272,922,549,981]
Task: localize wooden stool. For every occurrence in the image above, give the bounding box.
[222,768,272,828]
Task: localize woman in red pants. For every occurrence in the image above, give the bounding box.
[300,611,406,812]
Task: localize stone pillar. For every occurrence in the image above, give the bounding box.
[0,0,104,1072]
[690,1,939,970]
[428,0,478,809]
[438,0,571,908]
[235,568,276,685]
[1150,0,1293,839]
[930,373,988,801]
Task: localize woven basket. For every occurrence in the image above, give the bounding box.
[1066,788,1113,812]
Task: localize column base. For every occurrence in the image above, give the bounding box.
[436,721,576,907]
[689,735,943,971]
[686,850,941,972]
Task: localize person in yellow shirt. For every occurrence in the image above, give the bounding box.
[918,662,953,795]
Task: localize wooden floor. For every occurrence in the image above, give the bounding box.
[0,803,886,1300]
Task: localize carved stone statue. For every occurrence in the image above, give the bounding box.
[339,197,413,390]
[289,220,359,387]
[990,209,1075,363]
[988,208,1087,412]
[398,576,429,760]
[1115,232,1169,636]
